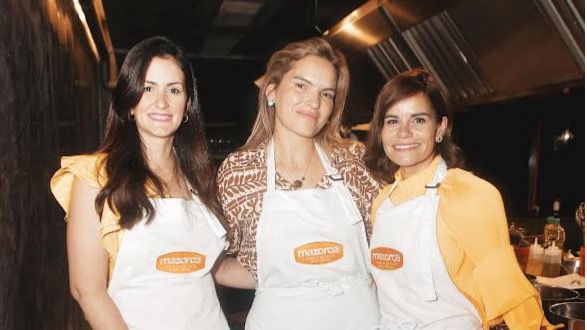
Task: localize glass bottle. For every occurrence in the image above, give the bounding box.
[543,198,565,250]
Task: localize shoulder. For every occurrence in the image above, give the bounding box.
[218,145,265,180]
[440,168,503,207]
[330,141,366,163]
[50,153,107,215]
[53,153,108,188]
[438,168,508,246]
[217,145,266,203]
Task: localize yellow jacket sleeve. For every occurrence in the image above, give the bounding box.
[439,169,550,330]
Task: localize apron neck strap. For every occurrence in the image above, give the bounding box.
[425,159,448,196]
[266,139,334,192]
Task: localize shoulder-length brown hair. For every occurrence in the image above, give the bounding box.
[95,36,224,229]
[243,37,350,150]
[364,69,463,182]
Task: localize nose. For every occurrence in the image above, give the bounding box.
[155,91,169,109]
[397,121,412,138]
[306,89,320,109]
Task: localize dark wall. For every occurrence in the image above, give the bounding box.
[0,0,107,328]
[454,86,584,218]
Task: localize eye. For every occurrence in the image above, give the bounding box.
[169,87,182,95]
[294,82,306,90]
[322,92,335,100]
[144,86,153,92]
[384,118,398,126]
[413,116,427,124]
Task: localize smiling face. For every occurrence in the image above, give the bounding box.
[381,93,447,179]
[267,55,337,140]
[131,56,188,144]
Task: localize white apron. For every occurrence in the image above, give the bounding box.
[245,141,380,330]
[107,194,229,330]
[370,160,481,330]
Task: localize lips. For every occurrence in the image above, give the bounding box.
[297,110,319,120]
[148,113,173,121]
[393,143,419,150]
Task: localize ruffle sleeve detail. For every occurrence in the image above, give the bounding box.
[50,154,122,275]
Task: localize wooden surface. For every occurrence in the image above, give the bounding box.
[0,0,107,328]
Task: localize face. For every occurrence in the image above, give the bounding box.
[267,55,337,140]
[381,93,447,179]
[131,56,188,143]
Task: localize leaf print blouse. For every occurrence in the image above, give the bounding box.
[217,141,383,280]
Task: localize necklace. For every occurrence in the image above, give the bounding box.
[291,150,314,190]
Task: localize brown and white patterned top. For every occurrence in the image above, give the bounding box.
[217,141,384,280]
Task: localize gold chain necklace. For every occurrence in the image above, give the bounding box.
[291,150,314,190]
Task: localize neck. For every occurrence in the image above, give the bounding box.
[273,131,316,166]
[142,136,176,172]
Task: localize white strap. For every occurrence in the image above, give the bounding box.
[189,188,227,239]
[425,160,447,196]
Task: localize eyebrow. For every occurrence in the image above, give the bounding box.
[384,112,432,118]
[292,76,336,92]
[144,80,183,86]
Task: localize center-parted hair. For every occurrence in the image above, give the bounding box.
[364,69,463,182]
[243,37,350,150]
[95,36,224,228]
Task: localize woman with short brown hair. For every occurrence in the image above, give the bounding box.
[365,69,554,330]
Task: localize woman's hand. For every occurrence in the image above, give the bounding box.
[67,177,128,330]
[213,256,257,289]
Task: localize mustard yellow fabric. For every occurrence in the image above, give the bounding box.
[370,156,557,330]
[50,153,123,279]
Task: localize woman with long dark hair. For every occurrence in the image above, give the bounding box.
[364,69,554,330]
[51,36,229,329]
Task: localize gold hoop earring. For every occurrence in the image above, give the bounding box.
[435,136,442,143]
[183,114,189,123]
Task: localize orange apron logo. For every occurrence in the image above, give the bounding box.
[156,251,205,273]
[294,242,343,265]
[371,247,403,270]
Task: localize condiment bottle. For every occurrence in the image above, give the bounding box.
[525,238,544,276]
[542,242,562,277]
[543,199,565,250]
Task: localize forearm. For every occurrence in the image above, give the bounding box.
[74,290,128,330]
[213,256,256,289]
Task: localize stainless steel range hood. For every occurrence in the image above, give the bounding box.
[325,0,584,106]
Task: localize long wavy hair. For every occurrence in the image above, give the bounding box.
[243,37,350,150]
[364,69,463,182]
[95,36,224,228]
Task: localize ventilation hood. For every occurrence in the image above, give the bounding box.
[325,0,584,106]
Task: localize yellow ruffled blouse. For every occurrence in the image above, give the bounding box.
[51,154,123,279]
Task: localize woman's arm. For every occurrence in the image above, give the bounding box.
[440,172,551,329]
[213,256,256,289]
[67,177,127,330]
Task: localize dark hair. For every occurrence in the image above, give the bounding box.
[364,68,463,182]
[95,36,224,228]
[244,37,350,149]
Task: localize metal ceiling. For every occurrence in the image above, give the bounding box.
[326,0,584,106]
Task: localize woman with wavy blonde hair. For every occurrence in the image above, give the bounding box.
[217,37,382,329]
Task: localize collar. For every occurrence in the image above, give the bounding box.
[391,155,443,205]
